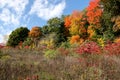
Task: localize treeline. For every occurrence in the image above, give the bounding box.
[7,0,120,48]
[7,16,68,48]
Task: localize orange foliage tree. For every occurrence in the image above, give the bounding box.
[29,26,42,47]
[64,16,71,28]
[86,0,102,29]
[65,10,87,35]
[86,0,103,39]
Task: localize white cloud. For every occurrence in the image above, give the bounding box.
[0,8,11,23]
[0,0,66,43]
[0,0,29,25]
[0,0,29,43]
[29,0,66,20]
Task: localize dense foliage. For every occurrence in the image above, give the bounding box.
[41,17,68,46]
[5,0,120,49]
[6,0,120,48]
[29,26,42,39]
[7,27,29,47]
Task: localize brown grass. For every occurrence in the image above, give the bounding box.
[0,48,120,80]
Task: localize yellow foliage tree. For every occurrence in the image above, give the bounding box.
[64,10,88,44]
[69,11,87,35]
[87,25,96,39]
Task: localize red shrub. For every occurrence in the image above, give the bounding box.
[0,45,4,49]
[76,41,101,54]
[103,42,120,55]
[24,46,29,49]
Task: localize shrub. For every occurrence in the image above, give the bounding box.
[57,47,70,56]
[60,42,71,48]
[0,45,4,49]
[22,38,32,47]
[80,67,103,80]
[44,49,57,59]
[76,41,101,55]
[103,42,120,55]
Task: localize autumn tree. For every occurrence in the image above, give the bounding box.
[65,11,86,35]
[86,0,103,39]
[86,0,102,28]
[64,15,71,28]
[7,27,29,47]
[64,10,89,44]
[64,0,103,44]
[29,26,42,47]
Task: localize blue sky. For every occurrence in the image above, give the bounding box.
[0,0,90,43]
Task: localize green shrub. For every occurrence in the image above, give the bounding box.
[39,72,55,80]
[60,42,71,48]
[23,38,32,46]
[44,49,57,59]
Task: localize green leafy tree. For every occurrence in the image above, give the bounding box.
[41,25,49,34]
[101,0,120,17]
[46,17,68,46]
[100,0,120,40]
[7,27,29,47]
[55,22,68,46]
[47,17,62,33]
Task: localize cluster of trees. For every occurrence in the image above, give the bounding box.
[64,0,120,45]
[7,17,68,47]
[7,0,120,47]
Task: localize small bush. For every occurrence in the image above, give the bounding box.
[76,41,101,55]
[44,49,57,59]
[103,42,120,55]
